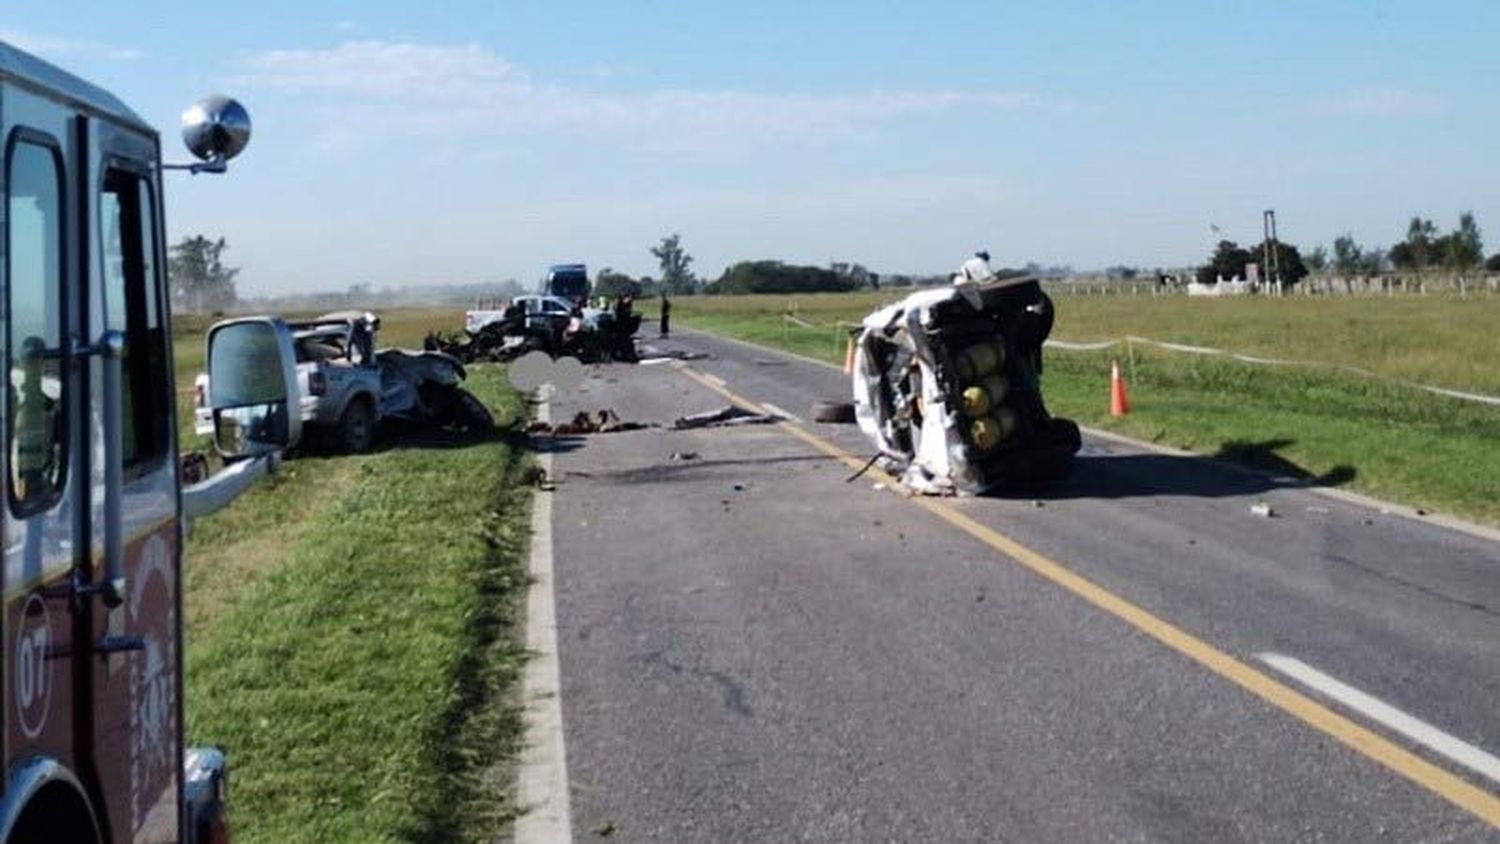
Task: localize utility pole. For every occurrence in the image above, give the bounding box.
[1263,209,1281,293]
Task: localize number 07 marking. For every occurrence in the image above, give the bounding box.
[15,592,53,739]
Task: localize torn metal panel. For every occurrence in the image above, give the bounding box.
[672,405,784,430]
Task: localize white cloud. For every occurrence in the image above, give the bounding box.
[1310,85,1445,118]
[238,40,1039,148]
[0,29,142,61]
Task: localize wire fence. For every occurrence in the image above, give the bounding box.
[1042,273,1500,299]
[771,312,1500,409]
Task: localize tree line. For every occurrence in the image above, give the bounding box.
[596,234,1047,297]
[171,213,1499,311]
[1196,212,1493,287]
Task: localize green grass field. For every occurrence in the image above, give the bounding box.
[174,309,526,842]
[676,291,1500,526]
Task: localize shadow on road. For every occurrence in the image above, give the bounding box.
[560,453,835,486]
[1027,438,1357,501]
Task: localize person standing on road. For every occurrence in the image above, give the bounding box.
[659,292,672,338]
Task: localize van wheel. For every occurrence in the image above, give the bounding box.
[337,398,377,453]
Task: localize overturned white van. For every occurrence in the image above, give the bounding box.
[851,277,1081,494]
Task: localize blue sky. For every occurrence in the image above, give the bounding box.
[4,1,1497,293]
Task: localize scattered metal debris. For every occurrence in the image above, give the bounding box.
[637,349,709,363]
[520,465,553,489]
[1250,502,1275,518]
[670,451,700,461]
[527,408,659,435]
[672,405,784,429]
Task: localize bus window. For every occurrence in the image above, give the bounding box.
[101,167,171,471]
[6,136,68,512]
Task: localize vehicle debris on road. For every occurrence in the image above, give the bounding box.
[426,291,642,364]
[527,408,659,435]
[638,348,710,363]
[672,405,785,429]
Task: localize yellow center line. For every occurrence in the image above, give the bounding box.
[673,364,1500,828]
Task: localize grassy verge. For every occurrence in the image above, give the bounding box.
[183,364,530,843]
[678,295,1500,527]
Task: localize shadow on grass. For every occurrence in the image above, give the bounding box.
[292,416,589,458]
[1209,438,1357,487]
[1031,438,1357,501]
[402,423,532,842]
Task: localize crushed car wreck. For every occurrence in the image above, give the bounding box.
[197,311,495,452]
[426,292,642,364]
[850,270,1081,495]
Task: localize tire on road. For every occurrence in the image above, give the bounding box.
[336,396,377,453]
[810,400,857,424]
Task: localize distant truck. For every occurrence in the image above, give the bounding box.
[543,263,590,305]
[0,39,296,842]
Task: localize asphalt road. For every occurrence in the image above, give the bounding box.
[538,328,1500,842]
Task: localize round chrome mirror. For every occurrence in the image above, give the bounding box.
[181,95,251,163]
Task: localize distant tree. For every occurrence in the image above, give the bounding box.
[1486,254,1500,272]
[1105,265,1139,280]
[594,267,642,299]
[830,261,880,289]
[1391,216,1439,271]
[1252,239,1310,285]
[1445,211,1483,271]
[651,234,698,295]
[711,260,860,294]
[1304,245,1328,274]
[1360,247,1388,276]
[1196,240,1253,285]
[1332,234,1365,276]
[169,235,239,312]
[1392,213,1483,273]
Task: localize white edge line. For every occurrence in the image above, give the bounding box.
[1258,653,1500,787]
[679,327,1500,545]
[514,397,574,844]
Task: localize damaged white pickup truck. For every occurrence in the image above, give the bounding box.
[851,275,1081,495]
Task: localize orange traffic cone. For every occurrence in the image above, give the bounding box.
[843,335,857,375]
[1110,360,1130,416]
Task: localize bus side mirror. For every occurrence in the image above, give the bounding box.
[172,95,251,175]
[205,318,300,459]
